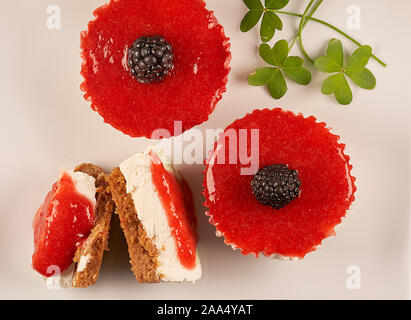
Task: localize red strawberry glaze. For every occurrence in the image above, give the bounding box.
[80,0,231,138]
[149,151,198,270]
[32,172,95,277]
[203,108,356,258]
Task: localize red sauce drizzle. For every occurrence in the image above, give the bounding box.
[32,172,95,277]
[149,151,197,270]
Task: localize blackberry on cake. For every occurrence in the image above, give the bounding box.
[127,36,174,83]
[251,164,301,209]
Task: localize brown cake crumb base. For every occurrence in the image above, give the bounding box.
[71,164,114,288]
[107,167,160,283]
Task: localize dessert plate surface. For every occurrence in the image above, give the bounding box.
[0,0,409,299]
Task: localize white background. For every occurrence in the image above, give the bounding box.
[0,0,410,299]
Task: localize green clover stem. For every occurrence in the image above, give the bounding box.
[289,0,319,50]
[298,0,323,64]
[267,9,387,67]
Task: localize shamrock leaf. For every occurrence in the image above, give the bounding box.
[315,38,376,105]
[241,0,289,42]
[314,38,343,73]
[265,0,289,10]
[249,39,311,99]
[282,56,312,85]
[259,41,288,66]
[260,11,282,42]
[321,73,352,105]
[345,46,376,89]
[248,67,279,86]
[345,68,376,90]
[240,0,264,32]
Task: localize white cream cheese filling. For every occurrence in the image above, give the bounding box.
[77,254,92,273]
[59,168,97,207]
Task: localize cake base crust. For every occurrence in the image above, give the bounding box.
[107,167,160,283]
[71,163,114,288]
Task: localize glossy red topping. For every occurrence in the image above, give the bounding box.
[80,0,231,138]
[32,172,95,277]
[203,108,356,258]
[149,151,198,269]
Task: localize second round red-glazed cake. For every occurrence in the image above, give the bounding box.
[203,108,356,259]
[80,0,231,138]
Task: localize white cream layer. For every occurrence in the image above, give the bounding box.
[59,168,97,207]
[119,147,202,283]
[77,254,92,272]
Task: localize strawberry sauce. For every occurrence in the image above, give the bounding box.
[149,152,197,270]
[32,172,95,277]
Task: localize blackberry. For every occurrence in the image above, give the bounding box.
[127,35,174,84]
[251,164,301,209]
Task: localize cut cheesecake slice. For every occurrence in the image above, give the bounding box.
[108,147,201,283]
[32,164,114,288]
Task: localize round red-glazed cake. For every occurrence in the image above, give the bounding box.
[203,108,356,259]
[80,0,231,138]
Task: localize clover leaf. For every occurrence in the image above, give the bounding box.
[240,0,264,32]
[314,38,376,105]
[241,0,289,42]
[248,40,312,99]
